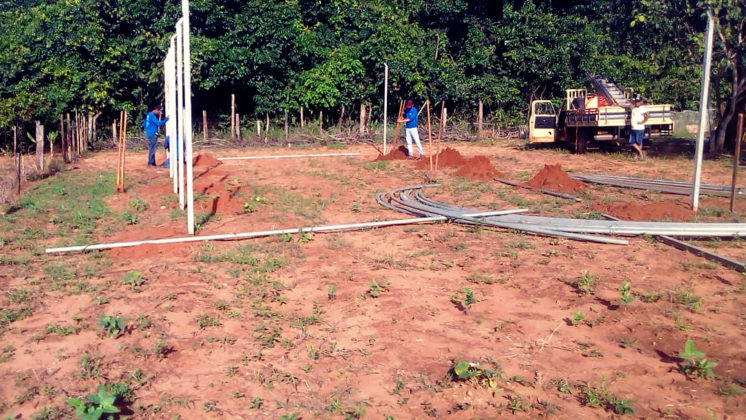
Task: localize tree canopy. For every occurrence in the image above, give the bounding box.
[0,0,743,149]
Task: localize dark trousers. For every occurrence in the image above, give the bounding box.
[147,135,157,166]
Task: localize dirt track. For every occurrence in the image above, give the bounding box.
[1,140,745,418]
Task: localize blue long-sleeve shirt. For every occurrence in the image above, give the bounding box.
[144,112,168,138]
[404,107,418,129]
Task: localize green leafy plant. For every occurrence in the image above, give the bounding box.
[66,385,119,420]
[121,271,145,291]
[571,311,585,325]
[121,212,138,225]
[279,233,293,242]
[619,281,634,305]
[298,231,314,243]
[613,398,635,415]
[678,339,718,379]
[368,280,385,298]
[573,270,597,295]
[99,314,125,337]
[129,199,147,212]
[450,287,481,311]
[449,360,500,388]
[327,285,337,300]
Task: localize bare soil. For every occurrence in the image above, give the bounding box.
[1,139,746,419]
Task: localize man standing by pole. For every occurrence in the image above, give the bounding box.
[628,95,649,159]
[399,100,425,159]
[144,105,169,167]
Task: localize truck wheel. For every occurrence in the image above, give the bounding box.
[573,129,588,154]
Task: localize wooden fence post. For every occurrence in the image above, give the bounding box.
[66,113,71,161]
[35,121,44,173]
[300,107,304,128]
[236,114,241,141]
[477,100,483,138]
[319,111,323,132]
[14,125,20,195]
[202,110,208,142]
[359,104,366,135]
[231,94,235,140]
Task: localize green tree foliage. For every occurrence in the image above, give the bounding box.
[0,0,743,149]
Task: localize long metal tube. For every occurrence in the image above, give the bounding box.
[573,173,739,192]
[45,210,527,254]
[385,187,629,245]
[218,153,361,161]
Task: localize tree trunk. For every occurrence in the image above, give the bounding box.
[337,105,345,131]
[203,110,208,142]
[359,104,366,134]
[712,64,745,153]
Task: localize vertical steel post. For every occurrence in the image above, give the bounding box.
[692,12,715,212]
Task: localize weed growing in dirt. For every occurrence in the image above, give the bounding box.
[506,394,530,413]
[571,312,586,325]
[249,397,263,409]
[580,382,634,414]
[79,353,102,379]
[327,285,337,300]
[548,378,574,394]
[0,344,15,363]
[121,271,145,292]
[467,272,503,285]
[451,287,481,311]
[573,270,597,295]
[619,281,634,305]
[99,314,125,337]
[670,289,702,311]
[67,385,119,419]
[368,280,386,298]
[197,314,221,329]
[449,360,501,388]
[679,339,718,379]
[717,384,744,397]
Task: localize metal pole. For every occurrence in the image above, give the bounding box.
[164,51,173,180]
[218,152,361,161]
[176,20,185,209]
[45,210,526,254]
[383,63,388,155]
[692,12,715,212]
[731,114,745,212]
[182,0,195,234]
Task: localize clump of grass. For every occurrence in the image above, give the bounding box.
[573,270,597,295]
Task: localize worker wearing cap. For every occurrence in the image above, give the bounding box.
[629,96,649,159]
[399,100,425,159]
[144,105,169,167]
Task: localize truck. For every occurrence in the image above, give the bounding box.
[528,76,674,153]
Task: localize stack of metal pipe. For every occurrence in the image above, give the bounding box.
[570,173,744,197]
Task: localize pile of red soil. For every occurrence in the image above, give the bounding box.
[375,146,409,161]
[193,154,221,167]
[525,164,588,193]
[595,201,693,221]
[415,147,466,169]
[455,156,505,180]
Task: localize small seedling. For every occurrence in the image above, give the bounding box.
[619,281,634,305]
[298,231,314,243]
[571,311,585,325]
[450,287,481,311]
[449,360,500,388]
[122,212,138,225]
[121,271,145,291]
[99,314,125,337]
[327,285,337,300]
[368,280,385,298]
[678,339,718,379]
[279,233,293,243]
[574,270,597,295]
[352,202,361,212]
[613,398,635,415]
[67,385,119,420]
[129,198,148,212]
[243,201,257,213]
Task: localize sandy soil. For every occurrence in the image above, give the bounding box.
[1,138,745,419]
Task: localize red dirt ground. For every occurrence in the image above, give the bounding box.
[192,153,221,167]
[595,200,694,221]
[525,163,588,193]
[415,147,465,169]
[374,145,409,161]
[2,142,746,419]
[454,155,505,180]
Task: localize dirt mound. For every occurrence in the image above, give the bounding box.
[415,147,466,169]
[375,146,409,161]
[595,201,692,221]
[525,164,587,193]
[193,154,221,167]
[455,156,505,180]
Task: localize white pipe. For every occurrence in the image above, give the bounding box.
[45,209,528,254]
[383,63,388,155]
[218,152,360,161]
[692,12,714,212]
[182,0,195,235]
[176,21,185,210]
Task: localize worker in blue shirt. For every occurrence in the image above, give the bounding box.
[143,105,169,167]
[398,99,425,158]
